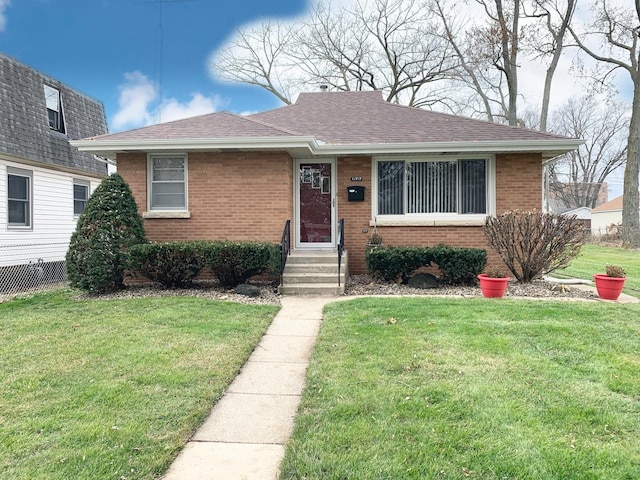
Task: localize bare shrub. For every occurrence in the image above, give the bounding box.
[483,210,587,283]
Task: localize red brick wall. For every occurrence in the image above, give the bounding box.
[338,153,543,274]
[495,153,542,212]
[117,151,293,243]
[117,151,542,275]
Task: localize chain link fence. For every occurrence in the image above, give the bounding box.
[0,242,69,302]
[589,226,622,243]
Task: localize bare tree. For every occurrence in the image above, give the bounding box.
[452,0,523,126]
[525,0,576,131]
[548,95,629,209]
[431,0,500,121]
[213,21,298,105]
[211,0,455,106]
[432,0,536,125]
[567,0,640,247]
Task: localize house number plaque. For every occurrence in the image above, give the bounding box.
[350,176,363,181]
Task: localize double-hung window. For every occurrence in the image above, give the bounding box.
[44,85,65,134]
[73,180,90,216]
[149,155,187,210]
[7,167,33,228]
[376,157,492,220]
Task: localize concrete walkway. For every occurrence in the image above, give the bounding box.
[161,286,637,480]
[161,296,335,480]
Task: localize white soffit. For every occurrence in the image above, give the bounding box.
[71,137,583,161]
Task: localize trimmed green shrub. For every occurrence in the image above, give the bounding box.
[128,241,207,288]
[365,246,427,282]
[430,244,487,285]
[365,245,487,285]
[204,241,279,289]
[66,173,147,294]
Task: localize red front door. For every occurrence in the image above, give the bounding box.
[297,161,334,247]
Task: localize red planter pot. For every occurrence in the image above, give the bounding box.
[593,274,626,300]
[478,274,510,298]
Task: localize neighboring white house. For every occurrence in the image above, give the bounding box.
[0,53,108,293]
[591,193,640,236]
[559,206,592,231]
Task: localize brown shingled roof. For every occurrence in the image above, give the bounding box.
[73,90,582,159]
[249,91,570,144]
[592,193,640,212]
[88,111,295,141]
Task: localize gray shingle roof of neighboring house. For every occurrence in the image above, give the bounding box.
[0,53,109,176]
[73,90,582,160]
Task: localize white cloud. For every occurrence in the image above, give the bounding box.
[111,71,222,131]
[0,0,11,31]
[159,92,223,123]
[111,71,156,130]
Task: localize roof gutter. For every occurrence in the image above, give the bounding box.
[317,139,584,159]
[70,136,322,159]
[71,137,583,161]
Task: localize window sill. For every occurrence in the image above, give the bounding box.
[143,210,191,219]
[48,130,68,139]
[372,217,486,227]
[7,226,33,231]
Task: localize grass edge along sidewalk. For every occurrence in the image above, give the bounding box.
[280,297,640,480]
[554,244,640,299]
[0,289,279,480]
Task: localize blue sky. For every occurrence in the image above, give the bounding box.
[0,0,307,132]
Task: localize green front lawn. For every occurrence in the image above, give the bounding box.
[280,297,640,479]
[554,244,640,298]
[0,290,279,480]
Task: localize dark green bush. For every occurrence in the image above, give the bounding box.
[66,173,146,294]
[204,241,279,288]
[365,246,427,282]
[430,245,487,285]
[128,241,207,288]
[366,245,487,285]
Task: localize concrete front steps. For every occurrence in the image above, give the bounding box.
[278,249,348,296]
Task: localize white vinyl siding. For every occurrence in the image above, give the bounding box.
[374,156,494,224]
[148,155,187,210]
[1,161,100,266]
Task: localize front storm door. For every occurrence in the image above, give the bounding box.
[296,161,335,248]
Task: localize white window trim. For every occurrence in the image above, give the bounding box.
[7,167,33,230]
[144,153,190,218]
[371,155,495,226]
[43,84,66,134]
[73,179,90,217]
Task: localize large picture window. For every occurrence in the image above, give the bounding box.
[149,155,187,210]
[377,158,489,218]
[8,168,33,228]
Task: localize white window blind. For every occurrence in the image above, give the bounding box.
[377,159,487,216]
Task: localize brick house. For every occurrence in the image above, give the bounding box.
[73,91,581,291]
